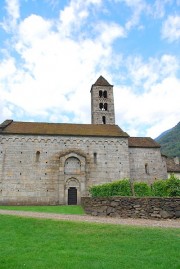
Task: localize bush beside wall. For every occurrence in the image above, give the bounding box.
[151,180,167,197]
[134,182,151,197]
[90,179,131,197]
[89,175,180,198]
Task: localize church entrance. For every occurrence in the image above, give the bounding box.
[59,152,87,205]
[68,187,77,205]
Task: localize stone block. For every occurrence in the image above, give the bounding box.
[107,206,115,215]
[160,210,174,219]
[175,211,180,218]
[110,201,119,207]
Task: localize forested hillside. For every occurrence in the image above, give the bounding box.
[155,122,180,157]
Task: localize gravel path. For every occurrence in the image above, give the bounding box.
[0,209,179,228]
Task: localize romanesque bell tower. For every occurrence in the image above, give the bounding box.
[91,76,115,124]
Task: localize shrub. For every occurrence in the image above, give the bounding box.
[111,179,132,196]
[89,175,180,198]
[151,175,180,197]
[90,179,132,197]
[134,182,151,197]
[151,180,167,197]
[166,174,180,197]
[89,183,111,197]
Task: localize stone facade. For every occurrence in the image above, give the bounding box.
[0,76,168,205]
[82,197,180,219]
[129,147,167,184]
[0,135,130,205]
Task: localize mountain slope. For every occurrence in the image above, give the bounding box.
[155,122,180,157]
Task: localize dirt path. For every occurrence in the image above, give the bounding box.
[0,209,179,228]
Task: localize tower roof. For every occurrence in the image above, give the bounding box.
[93,76,112,86]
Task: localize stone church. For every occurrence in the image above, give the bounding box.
[0,76,167,205]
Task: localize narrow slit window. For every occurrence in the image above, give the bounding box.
[99,90,102,97]
[145,163,149,174]
[36,151,40,162]
[102,116,106,124]
[93,152,97,164]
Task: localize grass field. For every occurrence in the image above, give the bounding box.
[0,215,179,269]
[0,205,84,215]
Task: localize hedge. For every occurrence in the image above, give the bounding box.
[89,175,180,198]
[90,179,132,197]
[166,174,180,197]
[151,180,167,197]
[134,182,151,197]
[151,174,180,197]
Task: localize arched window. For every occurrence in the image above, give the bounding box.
[64,157,81,174]
[104,103,108,111]
[36,151,40,162]
[99,103,103,110]
[99,90,102,97]
[103,91,107,98]
[102,116,106,124]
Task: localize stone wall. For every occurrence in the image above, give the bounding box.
[129,147,167,183]
[0,134,130,205]
[81,197,180,219]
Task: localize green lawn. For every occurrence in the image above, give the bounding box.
[0,205,84,215]
[0,215,179,269]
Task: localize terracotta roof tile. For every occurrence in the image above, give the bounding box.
[0,120,129,137]
[128,137,160,148]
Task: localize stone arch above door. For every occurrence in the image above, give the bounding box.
[66,177,80,188]
[64,157,81,174]
[59,152,86,175]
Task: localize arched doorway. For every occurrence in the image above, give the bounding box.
[68,187,77,205]
[65,178,80,205]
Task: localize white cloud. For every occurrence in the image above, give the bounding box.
[2,0,20,31]
[17,15,53,45]
[126,55,179,90]
[0,58,16,80]
[0,100,13,122]
[114,53,180,138]
[0,0,127,124]
[161,15,180,42]
[1,10,120,123]
[96,22,126,44]
[115,75,180,138]
[59,0,102,36]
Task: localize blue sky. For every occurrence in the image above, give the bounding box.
[0,0,179,138]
